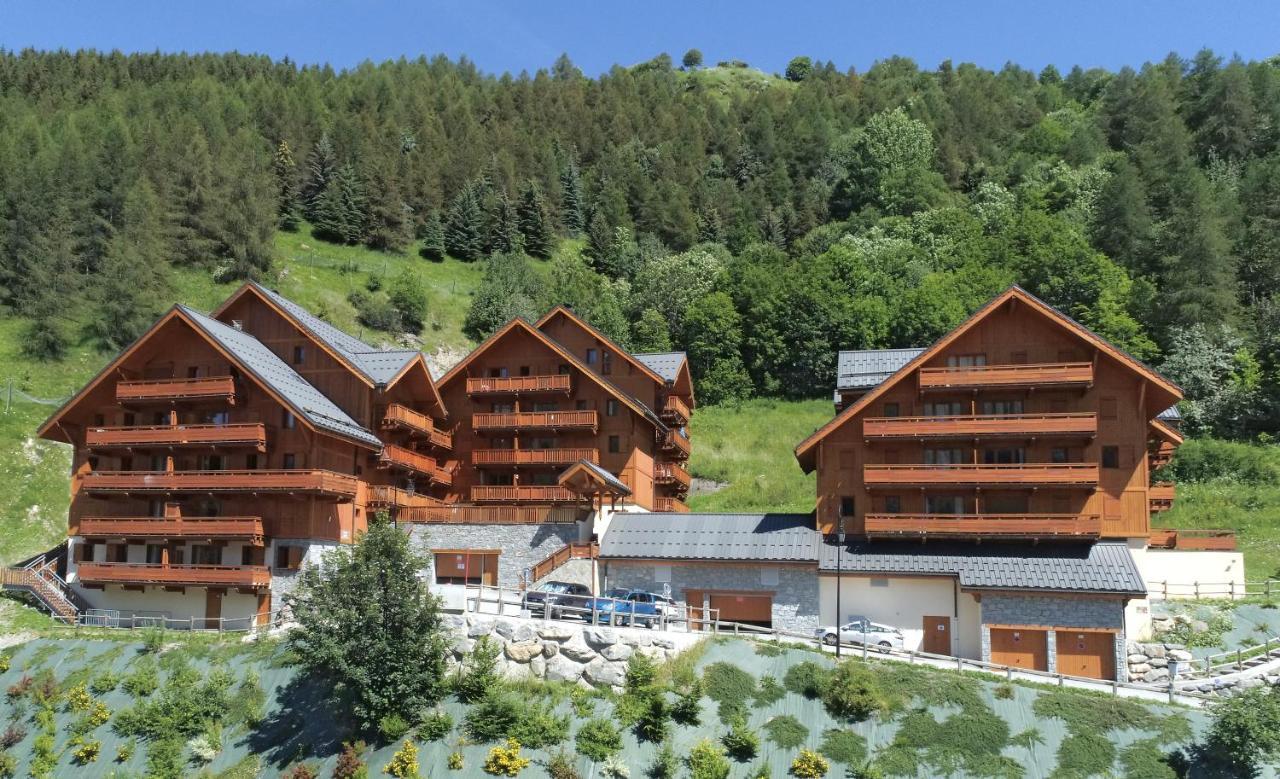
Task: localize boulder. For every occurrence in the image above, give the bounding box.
[1143,668,1171,683]
[545,655,584,683]
[560,638,599,663]
[1190,620,1210,633]
[1128,654,1148,664]
[636,645,666,662]
[529,655,546,678]
[652,637,676,650]
[1148,657,1168,668]
[442,614,467,631]
[621,632,654,647]
[537,624,576,642]
[1129,663,1151,676]
[583,657,626,688]
[467,618,496,638]
[505,641,544,663]
[542,642,560,658]
[1142,643,1168,659]
[1168,649,1194,662]
[451,637,476,658]
[600,643,633,662]
[494,619,521,640]
[584,627,619,648]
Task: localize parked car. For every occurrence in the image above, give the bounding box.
[814,616,905,649]
[586,588,663,627]
[523,580,592,619]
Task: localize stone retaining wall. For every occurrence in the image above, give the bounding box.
[408,523,585,589]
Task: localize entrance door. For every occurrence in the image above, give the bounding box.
[989,627,1048,671]
[1056,630,1116,680]
[685,589,708,630]
[204,589,223,630]
[922,616,951,655]
[708,593,773,629]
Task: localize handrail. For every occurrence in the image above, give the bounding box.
[473,411,598,431]
[472,448,599,466]
[116,375,237,402]
[654,462,692,484]
[865,513,1101,538]
[81,469,360,496]
[86,422,266,448]
[471,485,580,503]
[656,428,691,456]
[661,395,691,423]
[79,516,264,540]
[654,496,690,513]
[466,374,573,395]
[864,462,1098,485]
[863,412,1097,437]
[382,404,452,449]
[76,561,271,587]
[379,444,454,485]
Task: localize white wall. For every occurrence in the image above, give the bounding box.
[819,574,981,659]
[70,584,259,626]
[1130,541,1247,600]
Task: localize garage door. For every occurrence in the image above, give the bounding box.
[989,627,1048,671]
[433,551,498,586]
[1056,630,1116,680]
[708,593,773,628]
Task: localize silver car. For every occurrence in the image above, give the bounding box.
[814,616,905,649]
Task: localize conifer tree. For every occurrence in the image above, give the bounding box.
[444,179,486,261]
[584,211,612,270]
[90,180,171,349]
[20,201,80,359]
[302,132,338,223]
[419,209,446,261]
[217,139,277,279]
[313,164,367,245]
[273,140,301,231]
[559,153,585,235]
[518,180,554,258]
[168,133,220,266]
[488,189,521,255]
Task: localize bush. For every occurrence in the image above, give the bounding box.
[649,742,679,778]
[547,749,580,779]
[1120,739,1180,779]
[465,689,567,748]
[687,738,731,779]
[448,751,464,770]
[703,661,755,721]
[671,678,702,725]
[763,714,809,748]
[753,676,785,707]
[90,672,120,695]
[721,715,760,761]
[6,674,31,699]
[819,729,866,766]
[458,636,502,703]
[65,683,92,712]
[1205,686,1280,773]
[383,739,419,779]
[188,734,219,763]
[1162,438,1280,484]
[122,658,159,697]
[0,723,25,749]
[141,626,166,654]
[284,763,319,779]
[483,738,531,776]
[353,294,402,332]
[333,740,367,779]
[575,718,622,762]
[783,661,830,698]
[229,671,267,728]
[791,749,830,778]
[378,712,411,742]
[418,709,454,741]
[71,737,101,764]
[634,692,670,743]
[389,270,429,332]
[821,662,889,721]
[0,753,14,778]
[115,739,135,762]
[601,754,630,778]
[1055,732,1116,777]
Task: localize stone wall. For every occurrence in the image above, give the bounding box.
[601,561,820,632]
[1126,640,1195,685]
[269,540,339,616]
[407,522,586,589]
[979,593,1128,682]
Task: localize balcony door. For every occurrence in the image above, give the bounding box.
[204,589,223,630]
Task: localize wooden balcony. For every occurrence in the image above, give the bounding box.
[398,505,587,524]
[918,362,1093,391]
[656,428,691,458]
[863,463,1098,487]
[116,376,237,405]
[1148,528,1236,551]
[1149,482,1176,513]
[377,444,454,485]
[661,395,691,426]
[81,469,359,498]
[381,404,451,450]
[473,410,597,433]
[76,562,270,589]
[365,485,447,510]
[466,374,572,396]
[79,516,264,543]
[472,448,599,467]
[864,513,1102,540]
[470,486,580,503]
[86,423,267,451]
[862,413,1096,440]
[654,496,690,513]
[654,461,692,487]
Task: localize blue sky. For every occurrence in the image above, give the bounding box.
[2,1,1278,76]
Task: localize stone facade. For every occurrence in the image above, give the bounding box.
[601,561,820,632]
[979,593,1128,682]
[407,522,586,589]
[268,540,338,618]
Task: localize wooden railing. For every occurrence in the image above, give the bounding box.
[398,505,587,524]
[81,469,360,497]
[530,542,600,583]
[862,412,1096,439]
[661,395,692,425]
[918,362,1093,390]
[382,404,452,450]
[654,496,690,513]
[365,485,447,510]
[1149,482,1176,512]
[470,486,579,503]
[655,428,691,457]
[473,411,597,432]
[1148,528,1237,551]
[378,444,454,485]
[865,513,1102,540]
[76,562,270,588]
[466,374,573,395]
[654,461,692,486]
[472,448,599,467]
[79,516,264,542]
[863,463,1098,486]
[116,376,237,404]
[86,423,266,450]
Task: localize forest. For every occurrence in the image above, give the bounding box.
[0,48,1276,437]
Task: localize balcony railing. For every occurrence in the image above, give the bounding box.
[918,362,1093,391]
[472,448,599,467]
[473,411,598,433]
[81,469,359,497]
[654,497,690,513]
[656,428,691,457]
[76,562,270,588]
[654,461,692,487]
[863,463,1098,487]
[864,513,1102,540]
[116,376,237,404]
[79,516,264,543]
[862,413,1096,440]
[381,404,451,450]
[377,445,454,485]
[1149,482,1176,513]
[470,486,580,503]
[365,485,447,510]
[399,505,588,525]
[661,395,692,426]
[86,423,267,450]
[1148,528,1236,551]
[466,374,573,396]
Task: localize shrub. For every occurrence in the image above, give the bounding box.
[702,662,756,708]
[419,708,454,741]
[819,729,866,766]
[753,676,785,707]
[458,636,502,703]
[634,692,670,743]
[483,738,531,776]
[89,700,111,727]
[994,683,1015,700]
[0,753,15,778]
[1120,739,1179,779]
[671,678,702,725]
[378,713,411,742]
[763,714,809,748]
[5,674,31,699]
[384,739,420,779]
[783,661,829,698]
[721,715,760,761]
[821,662,888,721]
[115,739,135,762]
[791,749,830,778]
[71,737,102,764]
[0,723,25,749]
[389,270,429,333]
[66,682,92,712]
[687,738,731,779]
[575,718,622,762]
[546,749,580,779]
[188,734,219,763]
[122,658,159,697]
[649,742,680,778]
[601,754,630,778]
[447,751,464,770]
[1205,686,1280,773]
[90,672,120,695]
[0,654,7,673]
[1055,732,1116,777]
[228,671,267,727]
[283,763,319,779]
[141,626,167,654]
[333,740,367,779]
[144,737,182,779]
[465,689,567,747]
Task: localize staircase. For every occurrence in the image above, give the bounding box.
[1,549,85,623]
[529,542,599,584]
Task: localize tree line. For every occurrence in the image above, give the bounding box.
[0,49,1277,436]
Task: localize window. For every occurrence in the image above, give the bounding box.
[190,545,221,566]
[292,345,306,365]
[923,401,964,417]
[519,366,530,376]
[608,435,621,454]
[153,412,167,425]
[532,402,559,412]
[883,402,900,417]
[123,412,135,426]
[946,354,986,368]
[926,495,966,514]
[981,400,1024,415]
[433,551,497,586]
[760,567,780,586]
[840,496,855,517]
[575,400,589,411]
[605,399,619,417]
[492,402,514,413]
[924,448,965,465]
[148,500,166,518]
[870,578,890,588]
[1102,446,1120,469]
[654,565,672,583]
[531,472,557,485]
[282,409,296,429]
[884,495,901,513]
[601,350,613,375]
[275,545,304,571]
[530,437,556,450]
[246,454,259,470]
[145,544,164,565]
[207,410,230,425]
[187,366,200,378]
[1050,448,1068,463]
[488,366,509,378]
[982,448,1026,465]
[241,546,264,566]
[120,456,133,471]
[986,493,1029,513]
[93,414,105,427]
[558,364,572,374]
[1100,397,1118,420]
[199,454,224,471]
[1010,351,1028,364]
[586,348,598,365]
[282,453,297,469]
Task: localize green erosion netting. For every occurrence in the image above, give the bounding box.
[1154,600,1280,658]
[0,635,1259,778]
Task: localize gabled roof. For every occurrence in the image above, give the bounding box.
[817,540,1145,595]
[635,352,687,383]
[836,348,924,391]
[600,512,820,562]
[559,459,632,497]
[438,317,667,430]
[797,286,1183,471]
[1157,405,1181,423]
[536,306,668,386]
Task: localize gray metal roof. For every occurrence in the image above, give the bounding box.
[180,305,383,448]
[817,540,1144,595]
[250,282,420,385]
[600,513,819,562]
[563,459,632,496]
[1157,405,1181,422]
[635,352,686,383]
[836,348,925,391]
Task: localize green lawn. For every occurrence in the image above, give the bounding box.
[1159,482,1280,580]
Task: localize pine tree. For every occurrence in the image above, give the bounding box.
[274,140,301,231]
[313,164,367,245]
[559,153,585,235]
[517,180,554,258]
[21,201,80,359]
[217,137,277,279]
[90,180,172,349]
[419,210,446,261]
[363,159,413,252]
[168,133,219,266]
[302,132,338,223]
[444,179,486,261]
[584,211,612,270]
[488,189,521,255]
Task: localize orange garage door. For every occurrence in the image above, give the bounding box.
[1056,630,1116,680]
[989,627,1048,672]
[708,593,773,628]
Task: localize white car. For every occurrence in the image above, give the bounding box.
[815,616,905,649]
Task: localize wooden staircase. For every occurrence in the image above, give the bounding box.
[529,542,599,584]
[1,551,84,623]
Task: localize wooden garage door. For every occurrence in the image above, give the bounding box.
[433,550,498,586]
[990,627,1048,671]
[708,593,772,628]
[1056,630,1116,680]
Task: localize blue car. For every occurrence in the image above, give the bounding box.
[586,588,663,627]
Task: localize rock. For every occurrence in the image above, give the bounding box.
[505,641,544,663]
[545,655,584,683]
[1143,668,1171,683]
[560,638,599,663]
[1143,643,1168,659]
[1129,663,1151,675]
[494,619,519,640]
[600,643,633,662]
[467,618,496,638]
[1148,657,1168,668]
[1191,620,1210,633]
[1168,649,1194,662]
[621,632,653,647]
[583,627,618,648]
[1128,654,1148,664]
[583,657,626,687]
[1242,677,1266,688]
[636,645,666,662]
[511,623,538,643]
[652,637,676,650]
[442,614,467,630]
[542,642,560,658]
[537,624,576,642]
[529,655,546,678]
[451,637,476,658]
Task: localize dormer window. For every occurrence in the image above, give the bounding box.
[601,350,613,375]
[292,345,306,365]
[586,349,598,365]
